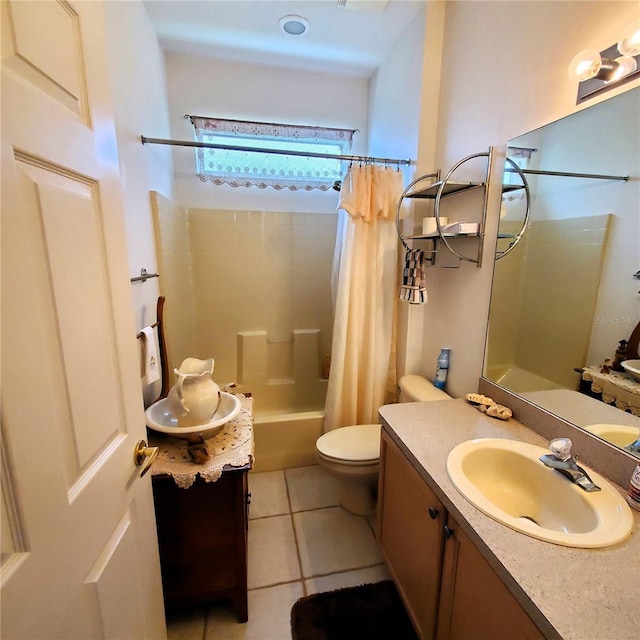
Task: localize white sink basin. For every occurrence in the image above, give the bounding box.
[145,392,242,440]
[446,438,633,548]
[584,423,640,449]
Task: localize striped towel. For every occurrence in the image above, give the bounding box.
[400,248,427,304]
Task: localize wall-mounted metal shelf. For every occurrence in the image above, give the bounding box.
[396,149,495,268]
[405,181,483,199]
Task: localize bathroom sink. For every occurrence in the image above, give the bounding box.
[621,359,640,380]
[446,438,633,548]
[584,423,640,449]
[145,392,242,440]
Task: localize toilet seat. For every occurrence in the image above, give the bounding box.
[316,424,381,465]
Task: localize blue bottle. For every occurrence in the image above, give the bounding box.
[434,348,450,389]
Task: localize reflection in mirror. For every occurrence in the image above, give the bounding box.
[485,87,640,458]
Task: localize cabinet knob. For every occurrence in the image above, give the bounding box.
[428,507,439,520]
[443,524,454,540]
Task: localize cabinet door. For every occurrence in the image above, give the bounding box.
[152,469,249,621]
[378,432,445,639]
[437,516,545,640]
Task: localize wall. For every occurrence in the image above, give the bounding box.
[366,5,433,378]
[164,51,370,213]
[159,49,374,412]
[103,0,174,404]
[187,208,335,415]
[367,5,426,182]
[150,192,195,379]
[414,0,640,398]
[525,90,640,364]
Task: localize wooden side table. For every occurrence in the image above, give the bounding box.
[152,463,251,621]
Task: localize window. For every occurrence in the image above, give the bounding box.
[191,116,355,191]
[503,146,535,202]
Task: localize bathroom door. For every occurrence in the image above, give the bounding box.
[1,1,166,638]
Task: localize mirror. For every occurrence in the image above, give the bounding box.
[485,87,640,458]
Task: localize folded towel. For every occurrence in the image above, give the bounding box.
[141,326,160,385]
[400,248,428,304]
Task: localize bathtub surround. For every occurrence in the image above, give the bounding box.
[325,166,404,431]
[152,207,336,409]
[486,214,611,389]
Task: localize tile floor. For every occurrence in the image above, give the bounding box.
[166,465,389,640]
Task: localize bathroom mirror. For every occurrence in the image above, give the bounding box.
[484,86,640,457]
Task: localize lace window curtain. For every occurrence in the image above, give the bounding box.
[192,117,355,191]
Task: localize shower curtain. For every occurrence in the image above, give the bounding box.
[324,165,404,431]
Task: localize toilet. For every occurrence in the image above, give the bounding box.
[315,375,451,515]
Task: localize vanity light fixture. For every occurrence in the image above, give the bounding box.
[279,15,309,36]
[569,19,640,103]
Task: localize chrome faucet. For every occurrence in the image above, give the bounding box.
[624,438,640,454]
[539,438,601,492]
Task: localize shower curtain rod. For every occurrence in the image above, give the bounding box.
[140,135,413,167]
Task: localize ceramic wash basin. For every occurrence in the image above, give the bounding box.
[145,392,242,440]
[446,438,633,548]
[621,359,640,380]
[584,423,640,449]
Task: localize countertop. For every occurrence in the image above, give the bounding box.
[379,399,640,640]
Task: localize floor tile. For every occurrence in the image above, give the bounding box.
[293,507,384,578]
[248,470,289,519]
[205,582,304,640]
[248,515,301,589]
[285,465,340,512]
[166,607,206,640]
[304,564,391,595]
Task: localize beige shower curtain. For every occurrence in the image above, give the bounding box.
[324,165,404,431]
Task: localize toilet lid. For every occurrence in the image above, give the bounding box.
[316,424,381,462]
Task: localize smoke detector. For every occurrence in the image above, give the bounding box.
[337,1,389,11]
[279,15,310,36]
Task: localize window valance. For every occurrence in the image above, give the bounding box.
[191,116,356,191]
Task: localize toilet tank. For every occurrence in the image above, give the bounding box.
[398,374,451,402]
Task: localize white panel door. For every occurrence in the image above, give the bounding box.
[0,1,166,637]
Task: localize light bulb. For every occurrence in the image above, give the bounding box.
[618,19,640,57]
[608,55,638,82]
[568,49,602,81]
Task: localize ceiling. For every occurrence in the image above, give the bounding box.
[143,0,426,77]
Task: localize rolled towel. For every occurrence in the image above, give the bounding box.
[141,326,161,385]
[400,248,427,304]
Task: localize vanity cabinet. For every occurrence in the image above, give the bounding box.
[378,431,545,640]
[377,430,445,638]
[151,465,250,621]
[436,515,544,640]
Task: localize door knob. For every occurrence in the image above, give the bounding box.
[134,440,159,477]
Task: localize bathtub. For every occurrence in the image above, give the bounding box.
[486,365,564,394]
[252,410,325,472]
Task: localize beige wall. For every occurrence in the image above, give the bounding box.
[187,208,336,413]
[414,1,640,398]
[164,51,369,214]
[103,0,174,404]
[488,216,611,388]
[150,192,195,382]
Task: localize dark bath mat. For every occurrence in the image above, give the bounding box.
[290,580,418,640]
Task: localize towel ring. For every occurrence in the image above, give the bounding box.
[434,150,493,266]
[495,156,531,260]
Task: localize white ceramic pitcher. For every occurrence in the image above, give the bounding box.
[167,357,222,427]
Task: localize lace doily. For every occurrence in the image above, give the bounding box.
[582,366,640,416]
[149,396,254,489]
